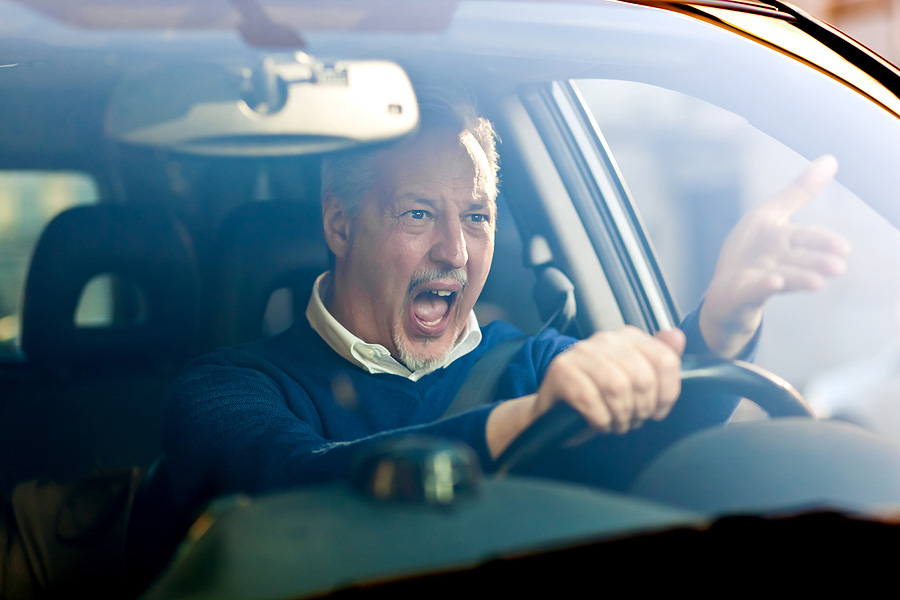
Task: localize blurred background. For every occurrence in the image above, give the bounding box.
[793,0,900,64]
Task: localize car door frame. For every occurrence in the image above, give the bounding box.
[517,80,681,336]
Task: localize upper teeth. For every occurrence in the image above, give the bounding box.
[430,290,453,297]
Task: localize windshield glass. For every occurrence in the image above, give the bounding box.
[574,66,900,428]
[9,1,900,596]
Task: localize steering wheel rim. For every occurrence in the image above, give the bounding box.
[493,354,814,476]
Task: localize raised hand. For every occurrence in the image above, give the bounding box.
[699,155,851,357]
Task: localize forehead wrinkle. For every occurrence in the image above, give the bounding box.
[394,169,481,203]
[373,127,495,215]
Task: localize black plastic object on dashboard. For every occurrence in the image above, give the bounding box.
[349,436,482,506]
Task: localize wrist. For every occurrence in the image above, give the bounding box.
[486,394,540,459]
[699,306,761,359]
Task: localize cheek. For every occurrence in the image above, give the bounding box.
[372,235,429,289]
[468,233,494,274]
[462,237,494,303]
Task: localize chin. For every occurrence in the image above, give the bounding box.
[393,329,458,373]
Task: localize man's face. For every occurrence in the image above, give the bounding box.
[328,127,496,370]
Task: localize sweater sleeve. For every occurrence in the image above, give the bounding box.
[680,300,760,361]
[161,355,495,517]
[658,302,761,429]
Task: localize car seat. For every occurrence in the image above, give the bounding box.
[21,204,200,370]
[212,199,328,346]
[1,204,201,490]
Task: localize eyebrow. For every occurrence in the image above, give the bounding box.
[395,194,495,215]
[471,199,497,214]
[396,194,436,207]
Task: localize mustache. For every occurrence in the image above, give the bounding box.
[407,268,468,297]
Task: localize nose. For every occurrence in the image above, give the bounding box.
[429,216,467,269]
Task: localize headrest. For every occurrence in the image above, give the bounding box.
[21,205,200,370]
[214,200,328,346]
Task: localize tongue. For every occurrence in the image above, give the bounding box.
[413,293,449,324]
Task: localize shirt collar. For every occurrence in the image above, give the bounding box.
[306,272,482,381]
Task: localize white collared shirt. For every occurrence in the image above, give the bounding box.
[306,272,482,381]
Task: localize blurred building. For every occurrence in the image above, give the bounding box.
[793,0,900,64]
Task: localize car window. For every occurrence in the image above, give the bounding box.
[0,171,100,358]
[575,78,900,405]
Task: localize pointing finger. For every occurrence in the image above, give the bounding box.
[768,154,838,220]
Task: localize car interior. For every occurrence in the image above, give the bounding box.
[0,87,588,499]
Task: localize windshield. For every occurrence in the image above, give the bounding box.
[7,1,900,597]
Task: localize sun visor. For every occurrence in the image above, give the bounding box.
[105,52,419,156]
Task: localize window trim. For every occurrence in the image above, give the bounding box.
[521,81,680,334]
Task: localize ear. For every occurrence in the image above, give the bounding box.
[322,192,352,259]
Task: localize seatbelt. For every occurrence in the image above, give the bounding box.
[441,262,576,419]
[440,336,526,419]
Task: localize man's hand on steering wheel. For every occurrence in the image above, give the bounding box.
[486,327,685,458]
[533,327,685,434]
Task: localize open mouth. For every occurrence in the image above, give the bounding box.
[410,288,458,331]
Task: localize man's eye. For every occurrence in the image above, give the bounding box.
[407,210,429,220]
[468,214,489,223]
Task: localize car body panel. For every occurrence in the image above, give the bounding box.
[142,478,704,599]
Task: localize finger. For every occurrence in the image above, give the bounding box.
[721,260,840,308]
[653,328,686,417]
[565,349,638,432]
[767,154,839,220]
[772,264,830,292]
[782,247,848,279]
[794,154,839,196]
[608,349,658,422]
[655,328,686,356]
[648,350,681,421]
[586,328,681,422]
[749,261,841,295]
[567,367,621,432]
[539,360,613,433]
[789,226,852,257]
[625,329,683,418]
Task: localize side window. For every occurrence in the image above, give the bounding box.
[0,171,100,358]
[574,79,900,400]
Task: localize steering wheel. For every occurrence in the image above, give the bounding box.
[493,354,814,476]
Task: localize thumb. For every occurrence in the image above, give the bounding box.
[655,328,686,356]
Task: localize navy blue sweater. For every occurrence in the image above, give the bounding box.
[162,310,743,515]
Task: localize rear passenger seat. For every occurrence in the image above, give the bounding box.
[0,204,200,492]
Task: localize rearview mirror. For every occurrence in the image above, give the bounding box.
[105,52,419,156]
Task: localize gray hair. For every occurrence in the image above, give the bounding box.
[320,88,500,220]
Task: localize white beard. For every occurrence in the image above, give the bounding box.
[392,321,461,373]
